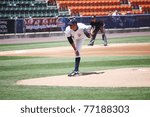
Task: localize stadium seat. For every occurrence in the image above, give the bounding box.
[0,0,59,18]
[56,0,138,16]
[2,0,149,18]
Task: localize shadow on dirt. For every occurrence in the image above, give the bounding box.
[80,71,104,76]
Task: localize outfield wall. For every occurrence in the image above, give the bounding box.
[0,14,150,34]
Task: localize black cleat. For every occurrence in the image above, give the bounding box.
[88,39,94,46]
[104,43,107,46]
[88,43,94,46]
[68,71,79,77]
[103,40,108,46]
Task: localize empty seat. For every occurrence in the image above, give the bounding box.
[56,0,149,16]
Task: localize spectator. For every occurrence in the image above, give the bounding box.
[112,10,121,16]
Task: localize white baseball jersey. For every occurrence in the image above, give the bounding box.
[65,23,91,53]
[65,23,91,40]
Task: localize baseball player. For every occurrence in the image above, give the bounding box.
[65,18,91,77]
[88,16,108,46]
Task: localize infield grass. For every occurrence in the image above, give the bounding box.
[0,35,150,51]
[0,35,150,100]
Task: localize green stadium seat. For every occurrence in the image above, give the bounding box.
[0,0,59,19]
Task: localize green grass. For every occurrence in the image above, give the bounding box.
[0,35,150,100]
[0,35,150,51]
[0,56,150,100]
[0,41,69,51]
[1,86,150,100]
[109,35,150,43]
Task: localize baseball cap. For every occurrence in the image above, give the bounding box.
[68,19,77,26]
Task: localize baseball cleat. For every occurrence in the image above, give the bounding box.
[103,40,108,46]
[68,71,79,77]
[88,43,94,46]
[104,42,107,46]
[102,35,108,46]
[88,40,94,46]
[104,44,107,46]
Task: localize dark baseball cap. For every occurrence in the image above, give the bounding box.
[68,19,77,26]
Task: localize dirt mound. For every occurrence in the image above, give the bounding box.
[17,68,150,87]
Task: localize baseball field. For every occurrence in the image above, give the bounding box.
[0,32,150,100]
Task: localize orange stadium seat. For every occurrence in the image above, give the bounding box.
[130,0,150,4]
[56,0,149,16]
[140,4,150,9]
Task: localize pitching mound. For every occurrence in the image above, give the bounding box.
[17,68,150,87]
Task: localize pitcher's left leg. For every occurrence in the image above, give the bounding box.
[68,38,85,77]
